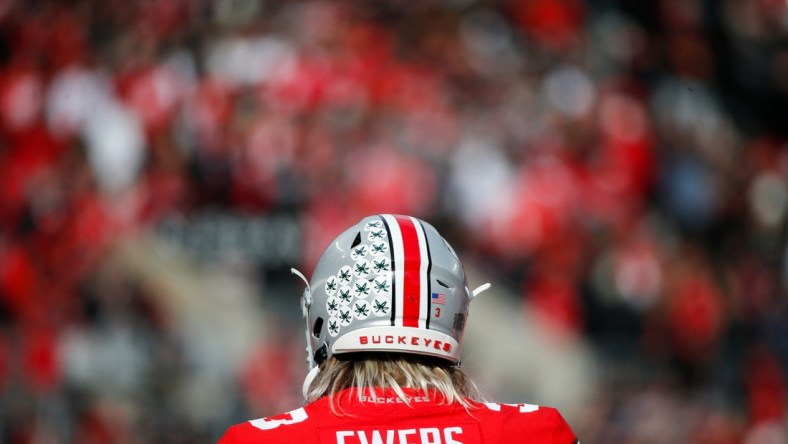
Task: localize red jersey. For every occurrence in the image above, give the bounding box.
[219,388,578,444]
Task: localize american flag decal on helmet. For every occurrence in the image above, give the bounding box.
[379,215,433,329]
[431,292,446,304]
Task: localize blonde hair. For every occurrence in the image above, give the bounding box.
[305,353,484,412]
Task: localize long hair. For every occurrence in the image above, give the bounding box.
[304,352,484,412]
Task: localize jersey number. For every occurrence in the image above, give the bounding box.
[484,402,539,413]
[250,407,308,431]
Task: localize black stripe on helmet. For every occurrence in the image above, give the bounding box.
[378,215,397,326]
[416,219,433,330]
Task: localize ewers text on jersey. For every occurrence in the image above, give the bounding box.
[219,388,578,444]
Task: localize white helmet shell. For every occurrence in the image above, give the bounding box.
[303,214,472,367]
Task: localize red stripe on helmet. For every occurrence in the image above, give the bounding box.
[394,215,422,328]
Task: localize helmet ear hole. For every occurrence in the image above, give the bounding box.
[312,317,324,338]
[436,279,451,289]
[350,232,362,249]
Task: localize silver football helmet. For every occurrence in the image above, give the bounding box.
[293,214,489,380]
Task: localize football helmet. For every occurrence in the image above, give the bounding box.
[294,214,488,376]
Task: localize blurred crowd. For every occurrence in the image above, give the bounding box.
[0,0,786,442]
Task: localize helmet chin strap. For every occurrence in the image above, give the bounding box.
[292,268,321,400]
[302,365,321,399]
[291,268,316,370]
[471,283,491,300]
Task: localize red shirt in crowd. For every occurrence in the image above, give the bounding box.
[219,387,578,444]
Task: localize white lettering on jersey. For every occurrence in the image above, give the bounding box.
[357,430,394,444]
[444,427,463,444]
[337,431,355,444]
[397,429,416,443]
[335,426,465,444]
[483,402,540,413]
[249,407,308,430]
[420,428,441,444]
[359,395,432,404]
